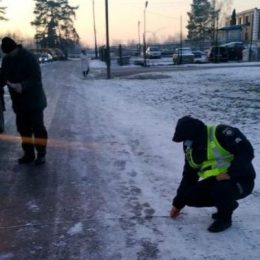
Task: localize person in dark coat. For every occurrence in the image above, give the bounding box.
[0,37,48,165]
[170,116,255,232]
[0,70,5,133]
[0,68,5,111]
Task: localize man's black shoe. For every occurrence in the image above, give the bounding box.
[211,212,219,220]
[208,219,232,233]
[34,156,45,165]
[18,155,35,164]
[212,201,239,220]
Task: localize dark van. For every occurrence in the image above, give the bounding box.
[208,46,229,62]
[221,42,244,61]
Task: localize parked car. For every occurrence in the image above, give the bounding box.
[193,50,208,63]
[53,48,66,60]
[146,46,161,59]
[38,53,53,63]
[242,45,259,61]
[207,46,229,62]
[173,47,194,64]
[221,42,244,61]
[161,47,174,57]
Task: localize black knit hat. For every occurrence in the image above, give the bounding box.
[1,37,18,54]
[172,116,205,142]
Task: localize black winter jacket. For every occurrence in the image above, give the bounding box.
[0,45,47,112]
[172,124,256,209]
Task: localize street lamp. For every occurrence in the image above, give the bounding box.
[143,1,148,66]
[92,0,98,59]
[180,16,183,64]
[105,0,111,79]
[138,20,141,55]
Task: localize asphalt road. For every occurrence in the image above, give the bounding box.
[0,61,109,259]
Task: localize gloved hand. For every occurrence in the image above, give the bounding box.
[170,206,181,218]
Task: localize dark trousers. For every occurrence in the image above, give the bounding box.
[16,109,48,157]
[83,69,89,77]
[183,177,254,220]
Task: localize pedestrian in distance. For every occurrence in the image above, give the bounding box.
[80,49,90,78]
[170,116,255,232]
[0,37,48,165]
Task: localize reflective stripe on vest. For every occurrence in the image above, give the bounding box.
[185,148,200,169]
[185,126,234,179]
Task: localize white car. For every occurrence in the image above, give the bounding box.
[173,48,194,64]
[39,53,53,63]
[193,51,208,63]
[146,47,161,59]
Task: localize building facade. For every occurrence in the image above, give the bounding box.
[219,8,260,45]
[236,8,260,42]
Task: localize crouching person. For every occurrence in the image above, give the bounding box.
[170,116,255,232]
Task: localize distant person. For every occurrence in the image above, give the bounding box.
[0,37,48,165]
[170,116,255,232]
[80,49,90,78]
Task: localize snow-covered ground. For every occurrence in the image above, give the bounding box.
[2,59,259,259]
[66,60,260,259]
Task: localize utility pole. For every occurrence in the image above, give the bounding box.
[105,0,111,79]
[212,0,216,46]
[138,20,141,55]
[92,0,98,59]
[143,1,148,66]
[180,16,183,64]
[249,13,254,61]
[212,0,219,62]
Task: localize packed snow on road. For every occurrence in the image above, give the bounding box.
[0,59,259,259]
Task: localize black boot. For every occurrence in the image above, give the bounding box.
[212,201,239,220]
[34,154,46,165]
[211,212,219,220]
[20,142,35,164]
[208,219,232,233]
[18,154,35,164]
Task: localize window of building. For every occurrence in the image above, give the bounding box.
[258,16,260,40]
[238,17,242,24]
[245,31,248,41]
[245,16,249,25]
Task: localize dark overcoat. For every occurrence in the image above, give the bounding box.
[0,45,47,113]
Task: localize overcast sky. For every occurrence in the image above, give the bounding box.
[1,0,259,47]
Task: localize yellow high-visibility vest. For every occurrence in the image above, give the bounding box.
[185,126,234,179]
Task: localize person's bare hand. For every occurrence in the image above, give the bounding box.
[170,206,181,218]
[7,81,22,93]
[216,173,230,181]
